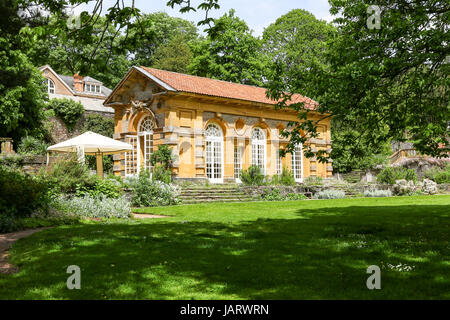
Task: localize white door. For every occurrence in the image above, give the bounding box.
[291,144,303,182]
[205,124,223,183]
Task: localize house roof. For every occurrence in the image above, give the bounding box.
[139,67,318,110]
[39,65,112,97]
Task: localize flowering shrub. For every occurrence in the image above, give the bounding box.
[364,189,392,197]
[260,188,308,201]
[129,170,181,207]
[55,195,131,219]
[314,189,346,199]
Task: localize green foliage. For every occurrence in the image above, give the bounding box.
[129,170,181,207]
[0,166,50,219]
[82,114,115,173]
[377,167,417,185]
[262,9,335,85]
[18,136,49,155]
[188,9,266,86]
[314,189,345,199]
[423,164,450,184]
[330,118,392,173]
[151,164,172,184]
[304,176,323,186]
[75,178,122,199]
[261,188,307,201]
[40,154,95,195]
[270,167,296,186]
[150,145,174,170]
[152,34,193,73]
[0,153,25,168]
[83,114,114,137]
[240,165,266,186]
[47,98,84,131]
[0,38,47,144]
[131,12,199,67]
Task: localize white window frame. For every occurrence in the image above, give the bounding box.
[251,127,266,174]
[84,83,101,94]
[125,135,138,177]
[46,78,55,94]
[291,143,304,182]
[138,116,155,173]
[234,144,242,183]
[276,149,282,175]
[205,123,224,184]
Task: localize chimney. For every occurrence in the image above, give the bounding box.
[73,73,84,92]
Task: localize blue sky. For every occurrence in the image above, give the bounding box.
[75,0,333,36]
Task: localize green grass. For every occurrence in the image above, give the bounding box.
[1,196,449,299]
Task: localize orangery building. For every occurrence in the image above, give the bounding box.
[104,67,332,183]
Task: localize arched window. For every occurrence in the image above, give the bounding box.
[46,78,55,94]
[251,127,266,172]
[205,124,223,183]
[124,115,156,176]
[138,116,155,172]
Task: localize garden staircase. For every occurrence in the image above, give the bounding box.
[180,184,257,204]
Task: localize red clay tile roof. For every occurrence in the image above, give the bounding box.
[141,67,318,110]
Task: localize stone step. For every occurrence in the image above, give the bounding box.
[182,198,259,204]
[181,194,255,200]
[181,191,246,196]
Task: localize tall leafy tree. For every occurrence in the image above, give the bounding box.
[267,0,450,162]
[0,0,47,143]
[152,34,194,73]
[188,9,267,86]
[130,12,199,67]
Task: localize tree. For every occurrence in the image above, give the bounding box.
[0,0,47,144]
[152,34,194,73]
[188,9,267,86]
[130,12,199,67]
[262,9,335,84]
[267,0,450,162]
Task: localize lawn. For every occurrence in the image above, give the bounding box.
[0,195,449,299]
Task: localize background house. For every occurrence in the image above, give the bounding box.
[39,65,114,143]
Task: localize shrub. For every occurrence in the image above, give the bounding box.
[0,166,50,218]
[423,164,450,184]
[129,170,181,207]
[240,165,266,186]
[0,154,25,168]
[75,178,122,199]
[55,195,131,219]
[364,189,393,197]
[47,98,84,131]
[152,164,172,183]
[150,145,173,170]
[377,167,417,185]
[18,136,49,155]
[0,213,20,233]
[261,188,308,201]
[271,167,296,186]
[304,176,323,186]
[286,193,308,200]
[314,189,346,199]
[261,188,284,201]
[40,154,95,195]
